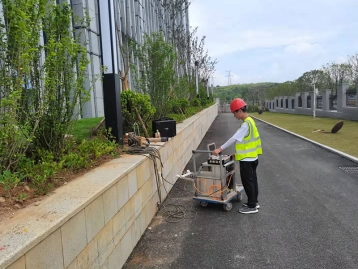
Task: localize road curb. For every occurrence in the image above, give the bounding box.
[252,116,358,164]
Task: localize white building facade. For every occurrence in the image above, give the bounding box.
[69,0,190,118]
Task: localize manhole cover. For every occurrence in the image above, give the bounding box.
[339,167,358,174]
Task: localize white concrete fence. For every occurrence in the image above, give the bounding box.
[265,83,358,121]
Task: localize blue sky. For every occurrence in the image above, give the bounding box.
[189,0,358,86]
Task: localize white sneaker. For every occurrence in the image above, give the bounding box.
[242,203,260,209]
[239,207,258,214]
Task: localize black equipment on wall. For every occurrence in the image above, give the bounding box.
[152,117,176,138]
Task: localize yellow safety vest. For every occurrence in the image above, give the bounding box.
[235,117,262,161]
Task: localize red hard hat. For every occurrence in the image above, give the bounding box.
[230,98,246,112]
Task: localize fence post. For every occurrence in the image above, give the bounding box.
[337,82,349,112]
[302,92,308,109]
[322,90,331,112]
[288,96,292,109]
[295,93,300,109]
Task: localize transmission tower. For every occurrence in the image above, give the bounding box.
[226,71,232,85]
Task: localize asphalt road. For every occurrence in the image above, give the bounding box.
[123,113,358,269]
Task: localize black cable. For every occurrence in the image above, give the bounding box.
[159,203,197,223]
[126,145,197,222]
[127,146,166,203]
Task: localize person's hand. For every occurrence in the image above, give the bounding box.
[212,147,222,156]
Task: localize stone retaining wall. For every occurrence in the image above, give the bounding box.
[0,104,218,269]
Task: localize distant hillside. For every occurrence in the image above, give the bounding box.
[214,82,279,104]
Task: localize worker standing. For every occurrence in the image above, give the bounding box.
[212,98,262,214]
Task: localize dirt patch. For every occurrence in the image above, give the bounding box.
[148,215,165,229]
[0,152,121,223]
[125,213,185,268]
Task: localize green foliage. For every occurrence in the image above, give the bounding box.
[0,0,48,171]
[200,97,213,107]
[29,151,62,194]
[191,98,201,107]
[265,81,299,100]
[0,1,91,172]
[0,170,24,198]
[247,105,259,113]
[168,102,214,123]
[77,136,117,160]
[215,83,277,106]
[121,90,156,134]
[169,98,189,114]
[132,32,177,118]
[171,75,196,100]
[167,113,186,123]
[3,131,119,196]
[17,193,28,201]
[0,4,216,197]
[60,130,117,170]
[61,136,117,171]
[33,3,90,156]
[0,0,117,195]
[62,152,89,170]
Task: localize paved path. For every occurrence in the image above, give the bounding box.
[123,113,358,269]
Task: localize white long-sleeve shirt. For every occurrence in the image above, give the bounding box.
[220,122,258,161]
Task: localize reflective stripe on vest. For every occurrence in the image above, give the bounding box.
[235,117,262,161]
[235,145,263,154]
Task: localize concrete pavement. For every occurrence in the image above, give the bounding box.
[123,113,358,269]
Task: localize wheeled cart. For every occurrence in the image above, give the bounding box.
[190,149,244,211]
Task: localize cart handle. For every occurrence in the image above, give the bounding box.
[192,149,222,154]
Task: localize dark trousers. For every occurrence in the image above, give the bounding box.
[239,159,259,208]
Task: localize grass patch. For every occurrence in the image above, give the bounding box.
[252,112,358,158]
[71,117,104,139]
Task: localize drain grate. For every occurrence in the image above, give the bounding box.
[339,167,358,174]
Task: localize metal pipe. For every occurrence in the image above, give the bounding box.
[313,83,316,118]
[195,60,199,97]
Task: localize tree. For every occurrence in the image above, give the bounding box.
[160,0,192,78]
[296,70,324,93]
[322,62,351,95]
[115,0,134,91]
[0,0,90,170]
[190,34,217,98]
[348,53,358,88]
[133,32,177,118]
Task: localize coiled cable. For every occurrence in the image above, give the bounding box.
[126,145,197,222]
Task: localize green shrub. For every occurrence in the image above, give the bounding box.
[247,105,259,113]
[3,131,120,196]
[191,98,201,107]
[169,98,189,114]
[62,152,89,170]
[167,113,186,123]
[0,170,24,198]
[77,136,117,160]
[121,90,156,136]
[132,32,177,118]
[28,151,63,194]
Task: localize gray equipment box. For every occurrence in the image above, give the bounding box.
[191,149,244,212]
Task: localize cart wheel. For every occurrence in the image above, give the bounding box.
[223,203,233,212]
[236,192,243,201]
[200,201,209,207]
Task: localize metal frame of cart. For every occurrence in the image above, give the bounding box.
[191,149,244,211]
